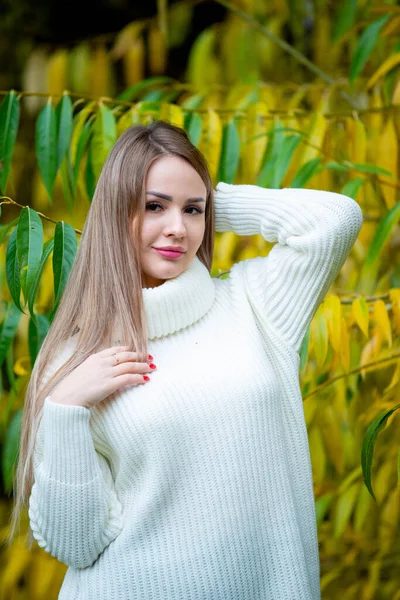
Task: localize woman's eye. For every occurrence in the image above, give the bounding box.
[186,206,204,215]
[146,202,204,215]
[146,202,162,212]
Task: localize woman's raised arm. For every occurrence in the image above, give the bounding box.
[214,182,363,355]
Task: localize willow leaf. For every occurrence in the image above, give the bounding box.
[53,221,78,308]
[0,91,20,193]
[361,404,400,500]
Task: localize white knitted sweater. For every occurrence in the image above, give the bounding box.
[28,182,363,599]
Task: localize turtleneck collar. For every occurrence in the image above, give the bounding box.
[142,255,216,340]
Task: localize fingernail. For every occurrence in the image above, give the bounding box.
[148,354,153,360]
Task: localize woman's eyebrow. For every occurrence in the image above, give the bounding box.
[146,190,206,203]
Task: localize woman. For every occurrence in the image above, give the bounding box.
[9,120,363,599]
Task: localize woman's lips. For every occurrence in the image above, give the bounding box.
[154,248,184,259]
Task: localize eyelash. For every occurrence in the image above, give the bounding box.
[145,202,204,215]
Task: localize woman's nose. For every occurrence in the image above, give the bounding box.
[164,213,186,236]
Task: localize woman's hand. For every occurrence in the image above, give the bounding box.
[49,346,156,409]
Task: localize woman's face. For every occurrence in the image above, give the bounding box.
[137,155,207,288]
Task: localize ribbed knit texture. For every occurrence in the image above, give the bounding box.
[28,182,363,599]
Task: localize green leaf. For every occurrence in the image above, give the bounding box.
[217,119,240,184]
[186,112,203,147]
[181,94,205,110]
[349,15,391,84]
[27,237,54,320]
[5,226,23,312]
[332,0,358,42]
[28,312,51,368]
[0,301,22,369]
[361,403,400,500]
[85,143,96,202]
[0,91,20,194]
[72,119,92,194]
[1,407,22,493]
[290,158,322,188]
[352,162,392,177]
[315,492,334,526]
[35,98,57,201]
[116,76,174,102]
[0,216,19,247]
[325,161,349,172]
[91,104,117,182]
[55,93,73,173]
[60,154,75,214]
[341,177,365,199]
[16,207,44,303]
[270,135,302,189]
[53,221,77,308]
[361,201,400,278]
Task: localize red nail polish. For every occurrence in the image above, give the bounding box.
[148,354,153,360]
[143,375,150,381]
[149,363,156,369]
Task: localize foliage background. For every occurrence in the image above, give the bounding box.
[1,0,400,598]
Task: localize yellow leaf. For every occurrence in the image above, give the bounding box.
[149,24,167,74]
[198,109,222,183]
[392,77,400,105]
[374,459,394,505]
[308,424,326,485]
[237,245,259,261]
[333,481,359,539]
[117,106,141,137]
[346,116,367,166]
[299,111,327,167]
[111,22,146,60]
[377,116,398,209]
[186,26,220,89]
[1,536,32,595]
[373,299,392,348]
[258,84,277,110]
[389,288,400,334]
[354,482,374,533]
[322,294,342,353]
[379,486,400,553]
[319,405,345,475]
[363,559,381,600]
[303,396,318,427]
[67,42,92,95]
[383,359,400,394]
[90,44,111,97]
[123,38,145,86]
[244,102,268,184]
[311,306,329,367]
[213,231,237,270]
[47,49,68,96]
[70,101,96,166]
[13,355,30,376]
[159,103,184,128]
[352,297,369,338]
[367,53,400,89]
[226,83,256,110]
[340,316,350,373]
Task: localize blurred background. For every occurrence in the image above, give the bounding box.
[1,0,400,598]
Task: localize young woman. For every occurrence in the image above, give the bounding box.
[9,120,363,599]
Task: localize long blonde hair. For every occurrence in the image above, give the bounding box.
[7,120,215,548]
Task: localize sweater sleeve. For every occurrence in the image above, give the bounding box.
[214,182,363,355]
[28,379,123,568]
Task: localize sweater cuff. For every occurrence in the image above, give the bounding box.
[42,396,101,484]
